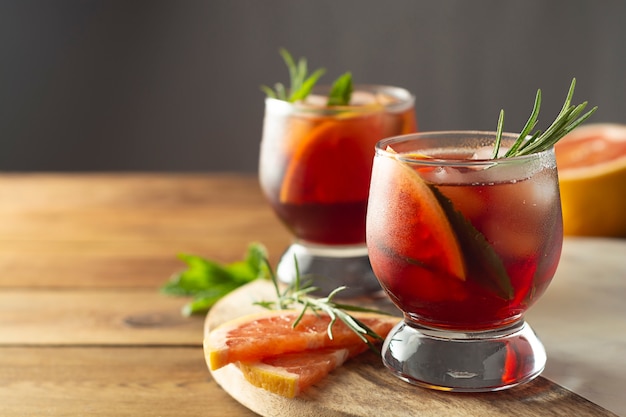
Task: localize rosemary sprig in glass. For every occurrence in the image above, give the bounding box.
[261,48,353,105]
[254,257,393,350]
[492,78,597,158]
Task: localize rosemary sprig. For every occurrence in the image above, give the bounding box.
[255,257,392,350]
[260,48,325,103]
[493,78,597,158]
[261,48,353,105]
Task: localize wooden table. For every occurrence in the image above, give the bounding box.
[0,174,624,416]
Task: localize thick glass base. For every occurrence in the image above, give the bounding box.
[382,319,546,392]
[276,242,382,298]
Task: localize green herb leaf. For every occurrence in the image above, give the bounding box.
[290,68,326,102]
[161,242,269,315]
[498,78,597,158]
[261,48,352,105]
[492,109,505,159]
[327,72,353,106]
[429,185,515,300]
[259,48,326,103]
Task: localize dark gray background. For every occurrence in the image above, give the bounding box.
[1,0,624,172]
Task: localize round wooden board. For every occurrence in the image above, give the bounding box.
[204,279,615,417]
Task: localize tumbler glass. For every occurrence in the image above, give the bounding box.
[366,131,563,391]
[259,85,416,296]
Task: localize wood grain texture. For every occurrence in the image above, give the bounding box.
[0,347,257,417]
[0,174,287,416]
[206,280,618,417]
[0,174,623,417]
[0,173,291,289]
[0,290,205,345]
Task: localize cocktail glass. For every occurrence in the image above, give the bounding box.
[259,85,416,297]
[366,131,563,391]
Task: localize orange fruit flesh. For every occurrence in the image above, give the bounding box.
[555,124,626,237]
[279,113,382,205]
[205,310,400,371]
[237,344,368,398]
[367,153,465,281]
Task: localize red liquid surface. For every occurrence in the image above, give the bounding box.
[367,157,563,330]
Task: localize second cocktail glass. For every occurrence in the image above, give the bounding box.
[259,85,416,296]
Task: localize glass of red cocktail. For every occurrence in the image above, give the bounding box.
[259,85,416,296]
[366,131,563,391]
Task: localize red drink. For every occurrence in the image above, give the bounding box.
[365,78,591,392]
[367,133,563,331]
[260,86,416,245]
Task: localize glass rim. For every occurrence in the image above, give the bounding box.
[376,130,555,167]
[265,84,415,116]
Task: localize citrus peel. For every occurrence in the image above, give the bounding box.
[237,344,368,398]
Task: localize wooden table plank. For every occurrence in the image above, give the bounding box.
[0,174,623,416]
[0,290,204,345]
[0,173,263,211]
[0,173,291,289]
[0,346,257,417]
[0,239,287,289]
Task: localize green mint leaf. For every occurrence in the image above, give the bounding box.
[428,184,515,300]
[224,242,270,284]
[327,72,353,106]
[183,289,232,316]
[160,254,233,296]
[161,243,269,315]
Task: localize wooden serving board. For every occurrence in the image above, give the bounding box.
[205,280,616,417]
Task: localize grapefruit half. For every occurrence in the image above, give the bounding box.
[555,123,626,237]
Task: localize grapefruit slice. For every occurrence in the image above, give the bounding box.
[237,344,368,398]
[205,309,400,371]
[279,114,381,204]
[555,123,626,237]
[367,154,465,281]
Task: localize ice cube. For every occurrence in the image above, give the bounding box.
[483,172,560,259]
[492,169,559,215]
[419,166,467,185]
[471,145,512,160]
[483,216,542,259]
[375,92,399,106]
[350,91,377,106]
[471,146,497,160]
[302,94,327,107]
